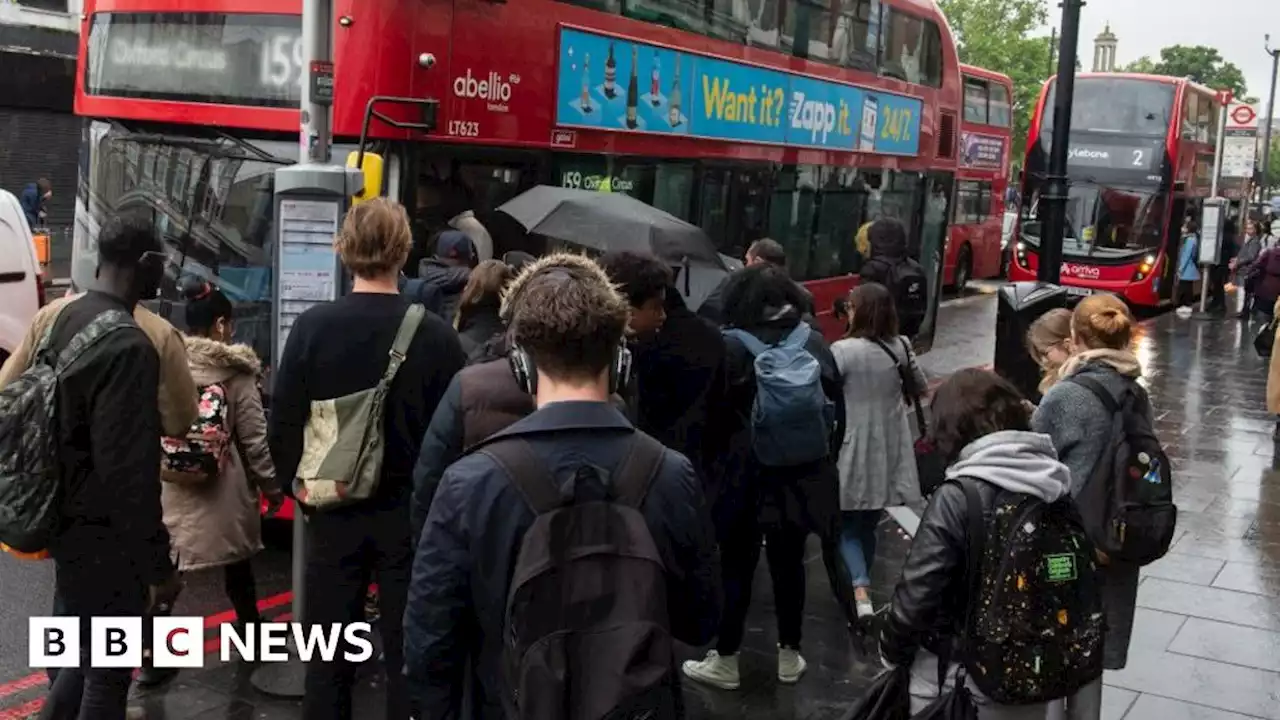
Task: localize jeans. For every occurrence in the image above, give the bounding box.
[40,532,148,720]
[838,510,883,588]
[303,503,413,720]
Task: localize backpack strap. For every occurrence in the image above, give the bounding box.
[1066,375,1120,415]
[870,338,928,435]
[610,432,665,509]
[954,477,988,687]
[55,309,135,373]
[381,304,426,386]
[481,437,564,514]
[781,322,811,349]
[723,328,768,357]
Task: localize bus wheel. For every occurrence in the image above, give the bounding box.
[955,245,972,291]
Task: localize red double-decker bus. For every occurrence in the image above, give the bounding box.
[946,64,1012,289]
[1009,73,1224,306]
[74,0,966,352]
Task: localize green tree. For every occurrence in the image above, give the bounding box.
[1122,56,1159,74]
[937,0,1052,159]
[1151,45,1249,97]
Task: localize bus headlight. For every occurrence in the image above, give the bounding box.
[1015,242,1029,269]
[1133,255,1157,281]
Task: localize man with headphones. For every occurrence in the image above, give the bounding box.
[405,252,722,720]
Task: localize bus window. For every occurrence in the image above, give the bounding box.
[783,0,835,63]
[653,164,694,221]
[964,78,988,124]
[990,84,1012,128]
[880,8,942,87]
[835,0,879,71]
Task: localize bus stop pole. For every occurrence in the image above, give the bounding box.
[1037,0,1085,285]
[250,0,333,700]
[1199,96,1230,315]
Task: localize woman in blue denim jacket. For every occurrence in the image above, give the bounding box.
[1177,217,1200,306]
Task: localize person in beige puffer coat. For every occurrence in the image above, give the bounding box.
[140,277,282,687]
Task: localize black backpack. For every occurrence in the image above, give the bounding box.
[1066,376,1177,566]
[870,257,928,337]
[0,309,136,554]
[956,479,1105,705]
[482,432,675,720]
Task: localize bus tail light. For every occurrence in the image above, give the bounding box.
[1014,242,1029,269]
[1132,254,1157,281]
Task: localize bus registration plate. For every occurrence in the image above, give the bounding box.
[1066,286,1094,297]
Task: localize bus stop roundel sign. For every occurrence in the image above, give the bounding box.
[1231,105,1256,127]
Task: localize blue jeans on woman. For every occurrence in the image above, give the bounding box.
[838,510,883,587]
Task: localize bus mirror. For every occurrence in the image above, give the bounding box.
[346,151,384,205]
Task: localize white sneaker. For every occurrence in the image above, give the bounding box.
[856,599,876,619]
[777,646,807,684]
[682,650,740,690]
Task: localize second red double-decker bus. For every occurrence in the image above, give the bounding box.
[1009,73,1224,306]
[946,64,1012,289]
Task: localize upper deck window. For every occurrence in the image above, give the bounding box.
[963,77,988,123]
[1042,77,1175,138]
[558,0,942,87]
[989,83,1011,127]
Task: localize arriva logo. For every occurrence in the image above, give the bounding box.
[453,69,517,112]
[1061,263,1101,279]
[789,91,837,144]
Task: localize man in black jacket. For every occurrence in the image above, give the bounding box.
[405,253,721,719]
[419,230,475,323]
[39,215,180,720]
[599,251,729,492]
[698,238,815,325]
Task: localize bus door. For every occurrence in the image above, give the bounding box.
[414,148,545,260]
[1158,197,1188,301]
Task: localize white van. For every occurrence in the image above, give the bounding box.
[0,189,43,364]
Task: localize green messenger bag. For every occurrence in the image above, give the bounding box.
[293,304,426,510]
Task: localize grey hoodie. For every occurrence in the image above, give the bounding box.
[944,431,1070,503]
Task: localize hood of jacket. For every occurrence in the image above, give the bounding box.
[870,226,907,260]
[944,431,1070,503]
[419,259,471,295]
[184,335,261,384]
[1059,348,1142,381]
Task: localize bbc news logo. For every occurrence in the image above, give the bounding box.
[29,618,374,668]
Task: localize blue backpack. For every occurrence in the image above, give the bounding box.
[724,324,835,467]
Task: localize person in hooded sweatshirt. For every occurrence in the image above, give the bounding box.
[419,230,476,323]
[1034,293,1145,676]
[881,368,1102,720]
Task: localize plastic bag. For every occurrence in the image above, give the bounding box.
[911,679,978,720]
[842,666,910,720]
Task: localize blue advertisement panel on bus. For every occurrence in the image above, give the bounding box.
[555,27,922,156]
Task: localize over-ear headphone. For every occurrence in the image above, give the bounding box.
[509,342,632,397]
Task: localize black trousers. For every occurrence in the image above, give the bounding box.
[716,513,808,654]
[302,502,413,720]
[221,559,260,624]
[40,533,148,720]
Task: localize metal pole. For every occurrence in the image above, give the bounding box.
[1038,0,1085,285]
[301,0,333,165]
[1261,40,1279,201]
[1201,99,1230,314]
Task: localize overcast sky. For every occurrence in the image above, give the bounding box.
[1038,0,1279,116]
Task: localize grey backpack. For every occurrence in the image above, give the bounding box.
[0,309,136,554]
[483,431,675,720]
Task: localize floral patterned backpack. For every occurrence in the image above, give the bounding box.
[161,383,232,486]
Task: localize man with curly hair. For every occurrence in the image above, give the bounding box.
[405,253,721,720]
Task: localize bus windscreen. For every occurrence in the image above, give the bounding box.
[1041,78,1175,138]
[1022,184,1165,258]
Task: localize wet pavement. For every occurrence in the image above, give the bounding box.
[5,291,1280,719]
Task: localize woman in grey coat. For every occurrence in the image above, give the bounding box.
[1033,293,1145,673]
[831,283,924,618]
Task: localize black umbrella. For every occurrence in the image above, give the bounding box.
[497,185,725,267]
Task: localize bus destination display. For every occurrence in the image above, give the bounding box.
[86,13,303,108]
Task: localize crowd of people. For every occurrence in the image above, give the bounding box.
[0,193,1170,720]
[1179,212,1279,318]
